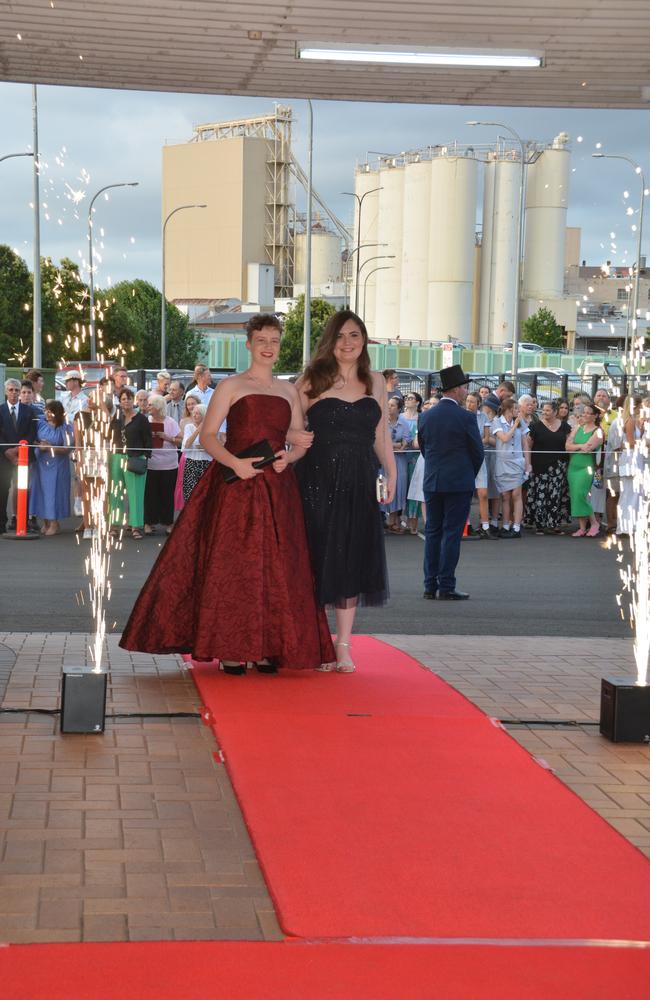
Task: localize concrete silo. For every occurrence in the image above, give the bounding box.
[352,166,381,333]
[427,155,478,342]
[374,166,405,340]
[294,224,342,289]
[479,155,520,346]
[399,158,432,339]
[523,134,570,300]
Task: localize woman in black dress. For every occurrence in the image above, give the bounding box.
[295,310,396,673]
[524,400,571,533]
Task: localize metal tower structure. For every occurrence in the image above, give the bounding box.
[193,106,295,297]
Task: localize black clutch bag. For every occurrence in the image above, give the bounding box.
[221,439,277,483]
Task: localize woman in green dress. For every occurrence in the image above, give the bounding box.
[566,401,604,537]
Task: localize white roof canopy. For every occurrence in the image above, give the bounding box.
[2,0,650,108]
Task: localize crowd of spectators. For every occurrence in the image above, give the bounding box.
[1,362,646,543]
[0,364,219,539]
[380,369,648,540]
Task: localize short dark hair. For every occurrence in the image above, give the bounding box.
[499,380,516,394]
[25,369,42,382]
[112,366,128,376]
[383,369,397,381]
[20,380,33,390]
[118,387,135,401]
[44,399,65,426]
[245,313,282,340]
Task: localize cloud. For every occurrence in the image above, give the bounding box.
[1,82,648,289]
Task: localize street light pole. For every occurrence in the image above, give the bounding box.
[302,99,313,368]
[358,254,396,320]
[1,149,38,360]
[32,86,41,368]
[343,241,385,309]
[467,121,527,380]
[363,265,393,321]
[161,203,207,369]
[88,181,139,361]
[0,152,34,164]
[593,153,646,360]
[358,253,396,276]
[343,187,382,314]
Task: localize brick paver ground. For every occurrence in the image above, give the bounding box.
[0,633,282,943]
[0,631,648,945]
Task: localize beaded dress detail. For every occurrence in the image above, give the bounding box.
[120,394,334,668]
[296,396,388,609]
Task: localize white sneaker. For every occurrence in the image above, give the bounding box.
[82,528,93,539]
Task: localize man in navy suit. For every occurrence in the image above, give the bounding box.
[0,378,39,535]
[418,365,484,600]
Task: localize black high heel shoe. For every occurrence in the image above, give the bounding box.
[221,661,246,676]
[254,658,278,674]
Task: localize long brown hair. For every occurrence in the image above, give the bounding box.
[304,310,374,399]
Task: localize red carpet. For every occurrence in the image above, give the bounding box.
[192,637,650,941]
[2,638,648,998]
[2,941,649,1000]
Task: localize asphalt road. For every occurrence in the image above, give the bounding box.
[1,518,630,639]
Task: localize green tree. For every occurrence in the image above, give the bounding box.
[276,295,337,372]
[0,245,33,365]
[93,279,204,368]
[521,306,565,350]
[41,256,91,367]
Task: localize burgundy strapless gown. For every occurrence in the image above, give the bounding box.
[120,394,335,669]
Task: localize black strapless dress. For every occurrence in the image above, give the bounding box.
[296,396,388,609]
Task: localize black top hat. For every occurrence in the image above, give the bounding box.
[439,364,470,392]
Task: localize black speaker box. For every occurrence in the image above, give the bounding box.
[600,677,650,743]
[60,666,107,734]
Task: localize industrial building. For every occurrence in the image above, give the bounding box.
[162,106,348,317]
[164,110,579,348]
[351,133,578,346]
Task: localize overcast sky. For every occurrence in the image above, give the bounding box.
[1,81,649,291]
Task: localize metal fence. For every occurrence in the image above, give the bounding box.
[395,369,648,404]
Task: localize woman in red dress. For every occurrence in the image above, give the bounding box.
[120,315,334,673]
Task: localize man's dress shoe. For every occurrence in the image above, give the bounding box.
[437,590,470,601]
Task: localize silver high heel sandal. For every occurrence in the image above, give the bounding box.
[335,641,355,673]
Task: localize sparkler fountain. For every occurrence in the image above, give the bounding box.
[594,153,650,741]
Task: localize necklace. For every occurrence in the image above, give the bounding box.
[246,372,275,391]
[334,369,358,389]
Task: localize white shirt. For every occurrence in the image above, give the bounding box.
[439,395,459,406]
[61,390,88,420]
[182,422,212,462]
[187,385,214,406]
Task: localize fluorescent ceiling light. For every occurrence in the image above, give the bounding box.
[297,45,543,69]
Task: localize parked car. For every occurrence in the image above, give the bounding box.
[395,369,442,397]
[127,368,235,393]
[503,342,544,353]
[575,360,629,393]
